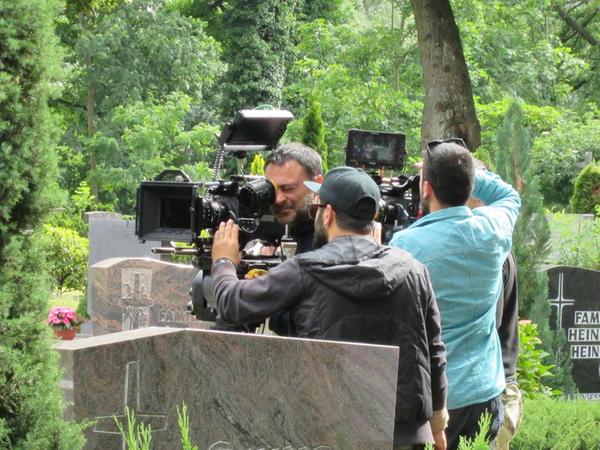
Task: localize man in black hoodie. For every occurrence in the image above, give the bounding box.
[211,166,448,449]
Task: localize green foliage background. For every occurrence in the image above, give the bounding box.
[2,0,600,439]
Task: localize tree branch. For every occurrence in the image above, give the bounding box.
[553,4,599,46]
[562,8,598,43]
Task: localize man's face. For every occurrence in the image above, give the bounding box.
[265,160,312,226]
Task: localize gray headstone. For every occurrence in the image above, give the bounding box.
[85,212,161,335]
[86,212,159,267]
[89,258,199,335]
[58,327,398,449]
[547,265,600,399]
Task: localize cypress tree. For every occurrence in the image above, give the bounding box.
[219,0,297,117]
[0,0,85,447]
[496,99,575,394]
[301,96,329,172]
[249,153,266,176]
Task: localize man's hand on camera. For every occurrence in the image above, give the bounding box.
[212,219,241,265]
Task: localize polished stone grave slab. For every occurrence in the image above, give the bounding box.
[58,327,398,449]
[89,258,199,335]
[547,265,600,399]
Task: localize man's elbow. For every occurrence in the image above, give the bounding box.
[214,283,241,325]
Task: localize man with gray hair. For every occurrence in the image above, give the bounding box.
[264,142,323,253]
[263,142,324,335]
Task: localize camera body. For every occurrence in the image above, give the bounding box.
[345,129,420,243]
[135,171,284,264]
[135,109,294,324]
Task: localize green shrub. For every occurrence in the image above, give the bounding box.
[0,0,85,446]
[76,294,90,320]
[249,153,266,176]
[529,109,600,208]
[571,162,600,216]
[516,321,558,398]
[512,397,600,449]
[457,414,492,450]
[41,225,88,294]
[302,95,329,172]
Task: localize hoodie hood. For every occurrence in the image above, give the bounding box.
[297,235,414,302]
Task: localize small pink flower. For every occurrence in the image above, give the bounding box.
[48,306,79,329]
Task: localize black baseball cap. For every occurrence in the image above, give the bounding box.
[304,166,380,220]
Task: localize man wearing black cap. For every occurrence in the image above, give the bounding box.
[211,166,449,450]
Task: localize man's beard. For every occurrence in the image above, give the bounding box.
[272,197,310,228]
[312,210,328,249]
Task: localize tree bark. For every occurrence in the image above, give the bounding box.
[410,0,481,151]
[80,10,99,202]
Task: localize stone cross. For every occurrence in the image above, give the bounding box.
[548,271,575,330]
[93,361,168,449]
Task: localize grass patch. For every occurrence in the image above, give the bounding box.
[48,290,83,310]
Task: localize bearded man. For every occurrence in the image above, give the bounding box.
[211,166,449,450]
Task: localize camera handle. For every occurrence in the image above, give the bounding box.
[153,169,192,182]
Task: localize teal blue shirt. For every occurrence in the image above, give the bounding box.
[389,171,520,409]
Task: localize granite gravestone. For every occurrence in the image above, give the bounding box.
[84,212,160,335]
[86,212,159,267]
[547,266,600,399]
[89,258,199,335]
[58,327,399,449]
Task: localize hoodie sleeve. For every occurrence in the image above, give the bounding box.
[212,258,304,325]
[423,269,448,411]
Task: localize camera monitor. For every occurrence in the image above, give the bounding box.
[345,129,406,170]
[219,109,294,152]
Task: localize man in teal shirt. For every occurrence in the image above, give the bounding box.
[389,139,520,450]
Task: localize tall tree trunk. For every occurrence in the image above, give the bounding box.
[410,0,481,150]
[80,12,99,202]
[86,54,98,202]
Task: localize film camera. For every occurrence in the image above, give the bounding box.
[135,109,295,325]
[345,129,420,243]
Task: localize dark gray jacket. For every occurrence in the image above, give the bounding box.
[213,235,447,445]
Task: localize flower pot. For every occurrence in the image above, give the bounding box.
[53,328,77,340]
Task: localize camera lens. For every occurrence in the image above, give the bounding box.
[238,178,276,216]
[199,198,231,230]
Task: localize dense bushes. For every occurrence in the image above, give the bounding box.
[571,162,600,216]
[517,321,558,397]
[41,225,88,294]
[512,397,600,449]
